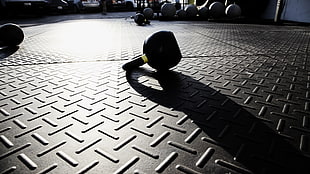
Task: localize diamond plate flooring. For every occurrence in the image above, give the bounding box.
[0,17,310,174]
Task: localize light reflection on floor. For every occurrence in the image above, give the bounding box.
[43,20,123,60]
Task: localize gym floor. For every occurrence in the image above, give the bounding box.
[0,13,310,173]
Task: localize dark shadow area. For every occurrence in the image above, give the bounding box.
[0,46,19,59]
[126,68,310,173]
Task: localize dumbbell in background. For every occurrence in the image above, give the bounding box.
[161,1,242,19]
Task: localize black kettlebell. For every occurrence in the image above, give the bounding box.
[134,13,150,26]
[0,23,24,47]
[122,31,182,71]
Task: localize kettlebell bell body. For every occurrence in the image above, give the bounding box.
[134,13,150,26]
[0,23,24,47]
[122,31,182,71]
[143,31,181,71]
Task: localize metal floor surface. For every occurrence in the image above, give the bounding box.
[0,18,310,174]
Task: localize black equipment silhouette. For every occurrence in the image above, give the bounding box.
[134,13,150,26]
[122,31,182,71]
[0,23,24,47]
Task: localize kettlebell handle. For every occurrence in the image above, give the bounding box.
[122,55,148,71]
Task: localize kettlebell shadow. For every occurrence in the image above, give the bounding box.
[0,46,19,59]
[126,67,310,173]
